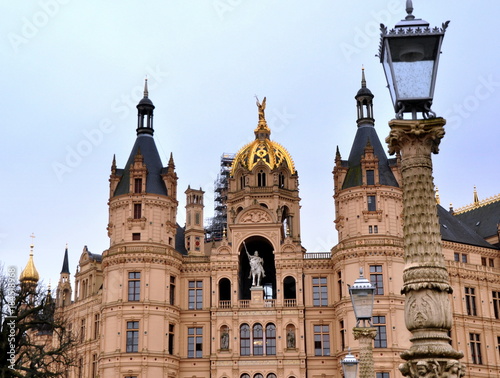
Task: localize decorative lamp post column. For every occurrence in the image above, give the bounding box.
[341,348,359,378]
[349,269,376,378]
[379,2,465,377]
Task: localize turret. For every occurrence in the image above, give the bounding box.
[56,245,72,307]
[185,186,205,255]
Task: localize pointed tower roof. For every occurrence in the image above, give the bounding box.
[20,243,40,284]
[112,82,168,197]
[342,71,399,189]
[61,245,70,274]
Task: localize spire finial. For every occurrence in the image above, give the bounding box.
[30,233,35,255]
[144,77,149,98]
[405,0,415,20]
[361,66,366,88]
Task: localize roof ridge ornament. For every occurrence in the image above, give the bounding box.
[405,0,415,20]
[254,96,271,139]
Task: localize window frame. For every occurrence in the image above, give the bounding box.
[128,272,141,302]
[373,316,387,348]
[313,324,330,356]
[370,265,384,295]
[187,326,203,358]
[126,321,139,353]
[312,277,328,307]
[188,280,203,310]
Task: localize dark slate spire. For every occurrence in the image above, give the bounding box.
[60,245,70,274]
[342,70,399,189]
[112,82,168,197]
[136,78,155,136]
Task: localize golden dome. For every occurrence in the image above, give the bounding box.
[231,97,296,174]
[20,244,40,284]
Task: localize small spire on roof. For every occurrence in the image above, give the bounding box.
[473,186,479,206]
[168,152,175,168]
[361,66,366,88]
[435,186,440,204]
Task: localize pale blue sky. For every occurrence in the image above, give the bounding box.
[1,1,499,288]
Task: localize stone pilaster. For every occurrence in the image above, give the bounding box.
[353,327,377,378]
[386,118,465,378]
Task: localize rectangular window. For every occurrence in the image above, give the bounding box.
[497,336,500,358]
[481,256,487,266]
[373,316,387,348]
[126,321,139,353]
[493,291,500,320]
[77,357,83,378]
[465,287,477,316]
[240,324,250,356]
[337,271,342,301]
[366,170,375,185]
[367,195,376,211]
[128,272,140,301]
[469,333,482,364]
[168,324,175,355]
[374,225,378,233]
[462,254,468,263]
[188,327,203,358]
[313,325,330,356]
[339,320,345,351]
[91,354,98,378]
[132,232,141,240]
[455,253,460,262]
[370,265,384,295]
[376,373,390,378]
[80,318,86,342]
[169,276,176,305]
[94,313,100,339]
[490,258,495,267]
[369,225,373,234]
[134,178,142,193]
[188,280,203,310]
[133,203,142,219]
[312,277,328,307]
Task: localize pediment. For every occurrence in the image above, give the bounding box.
[237,207,274,224]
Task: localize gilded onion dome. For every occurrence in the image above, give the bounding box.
[20,244,40,284]
[231,97,296,174]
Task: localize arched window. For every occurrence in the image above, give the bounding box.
[266,323,276,355]
[253,324,263,355]
[241,375,250,378]
[267,374,277,378]
[240,324,250,356]
[278,172,285,188]
[254,374,264,378]
[258,170,266,187]
[218,278,231,308]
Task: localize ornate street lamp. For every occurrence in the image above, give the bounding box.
[341,348,359,378]
[380,2,465,377]
[349,269,376,378]
[349,269,376,327]
[378,0,449,119]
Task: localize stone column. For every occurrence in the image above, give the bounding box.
[386,118,465,378]
[353,327,377,378]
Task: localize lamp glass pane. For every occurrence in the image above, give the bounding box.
[351,288,375,319]
[393,60,434,99]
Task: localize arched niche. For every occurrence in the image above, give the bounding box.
[239,236,276,300]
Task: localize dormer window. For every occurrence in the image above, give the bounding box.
[134,178,143,193]
[366,170,375,185]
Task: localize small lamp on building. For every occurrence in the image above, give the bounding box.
[341,348,358,378]
[378,0,449,119]
[349,268,375,327]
